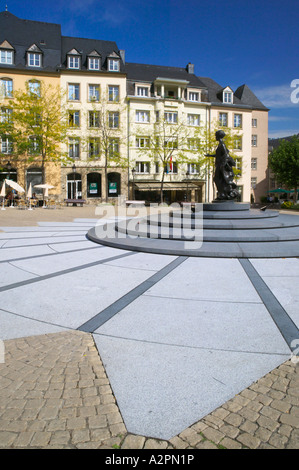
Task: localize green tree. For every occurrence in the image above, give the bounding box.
[135,115,203,203]
[87,92,128,202]
[269,135,299,203]
[0,81,70,183]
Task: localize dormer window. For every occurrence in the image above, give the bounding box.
[88,51,101,71]
[28,52,41,67]
[67,49,81,69]
[27,44,43,68]
[136,85,150,97]
[222,87,233,104]
[107,53,120,72]
[0,41,14,65]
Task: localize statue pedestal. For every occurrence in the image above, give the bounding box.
[203,201,250,211]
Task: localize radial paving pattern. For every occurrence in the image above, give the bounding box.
[0,215,298,439]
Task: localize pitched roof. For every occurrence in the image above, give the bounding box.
[234,84,269,110]
[199,76,268,110]
[125,62,207,88]
[61,36,124,72]
[0,10,61,71]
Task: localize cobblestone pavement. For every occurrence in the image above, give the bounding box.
[0,330,298,449]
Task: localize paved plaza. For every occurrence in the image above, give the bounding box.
[0,206,298,449]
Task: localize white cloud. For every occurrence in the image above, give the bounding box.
[268,129,299,139]
[253,83,299,108]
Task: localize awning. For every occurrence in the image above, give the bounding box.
[134,181,204,190]
[267,188,293,193]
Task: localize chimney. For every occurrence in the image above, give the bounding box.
[187,62,194,74]
[119,50,125,64]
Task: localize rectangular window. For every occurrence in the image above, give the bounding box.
[89,84,100,102]
[1,78,13,97]
[164,112,177,124]
[219,112,228,127]
[136,137,150,148]
[108,59,120,71]
[251,158,257,170]
[235,157,242,175]
[223,91,232,103]
[187,138,200,150]
[89,111,100,128]
[28,53,41,67]
[165,161,178,174]
[252,118,257,127]
[28,136,41,155]
[137,87,149,97]
[88,58,100,70]
[108,138,119,158]
[69,138,80,159]
[252,135,258,147]
[0,50,13,64]
[234,114,242,128]
[89,138,100,158]
[188,91,199,102]
[68,84,80,101]
[108,86,119,102]
[108,111,119,128]
[1,136,13,154]
[164,137,178,149]
[187,114,200,126]
[0,107,13,123]
[135,110,150,123]
[68,56,80,69]
[28,80,41,96]
[187,163,200,174]
[234,136,242,151]
[251,177,257,189]
[68,111,80,127]
[135,162,150,173]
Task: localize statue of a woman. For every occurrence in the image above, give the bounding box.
[206,130,239,200]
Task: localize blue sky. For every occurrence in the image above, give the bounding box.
[2,0,299,138]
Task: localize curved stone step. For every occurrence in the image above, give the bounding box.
[115,219,299,243]
[87,222,299,258]
[147,213,299,231]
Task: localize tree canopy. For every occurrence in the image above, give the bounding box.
[269,135,299,202]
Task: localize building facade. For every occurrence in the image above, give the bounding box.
[0,10,269,204]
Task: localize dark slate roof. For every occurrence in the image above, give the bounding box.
[61,36,124,72]
[125,62,207,88]
[0,11,124,74]
[234,84,269,110]
[199,76,269,110]
[0,11,61,72]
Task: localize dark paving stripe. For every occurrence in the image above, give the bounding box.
[239,258,299,352]
[78,256,188,333]
[0,245,104,264]
[0,251,136,293]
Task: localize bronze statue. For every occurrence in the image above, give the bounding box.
[206,130,239,200]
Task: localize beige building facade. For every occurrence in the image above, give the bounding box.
[1,11,269,205]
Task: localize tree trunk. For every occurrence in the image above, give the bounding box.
[160,168,166,203]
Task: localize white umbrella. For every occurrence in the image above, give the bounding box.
[5,179,25,193]
[27,183,33,210]
[1,181,6,211]
[34,183,55,207]
[27,183,32,198]
[5,179,25,207]
[34,184,55,197]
